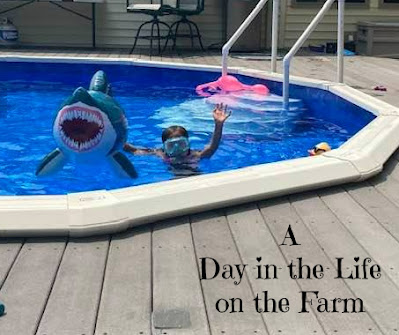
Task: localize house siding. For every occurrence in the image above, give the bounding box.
[0,0,224,48]
[4,0,395,51]
[281,0,399,48]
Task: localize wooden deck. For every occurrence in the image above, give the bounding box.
[1,49,399,334]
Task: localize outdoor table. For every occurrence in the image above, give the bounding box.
[0,0,104,47]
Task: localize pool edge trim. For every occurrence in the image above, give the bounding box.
[1,55,398,237]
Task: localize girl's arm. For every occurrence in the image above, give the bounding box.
[123,142,163,157]
[200,103,231,159]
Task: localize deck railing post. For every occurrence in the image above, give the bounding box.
[271,0,279,73]
[337,0,345,83]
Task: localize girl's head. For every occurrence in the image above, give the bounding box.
[162,126,190,157]
[308,142,331,156]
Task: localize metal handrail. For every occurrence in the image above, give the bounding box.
[221,0,344,109]
[283,0,345,108]
[221,0,280,76]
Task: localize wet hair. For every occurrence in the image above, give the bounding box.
[162,126,189,143]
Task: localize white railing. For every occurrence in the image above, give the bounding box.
[221,0,345,110]
[221,0,280,76]
[271,0,280,72]
[337,0,345,83]
[283,0,345,108]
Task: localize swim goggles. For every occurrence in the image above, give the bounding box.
[163,136,190,157]
[313,146,327,154]
[308,145,327,156]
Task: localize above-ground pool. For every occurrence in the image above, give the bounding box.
[0,61,375,195]
[0,56,398,237]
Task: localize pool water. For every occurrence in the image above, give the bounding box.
[0,61,375,195]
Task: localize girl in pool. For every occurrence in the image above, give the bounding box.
[123,103,231,175]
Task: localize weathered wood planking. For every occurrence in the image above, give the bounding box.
[94,227,152,335]
[258,197,382,335]
[345,181,399,241]
[36,237,109,335]
[152,217,209,335]
[291,193,399,334]
[0,238,66,335]
[319,187,399,288]
[380,157,399,184]
[190,211,268,335]
[369,170,399,209]
[0,239,23,287]
[225,203,325,334]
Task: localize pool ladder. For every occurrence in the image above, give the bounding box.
[221,0,346,109]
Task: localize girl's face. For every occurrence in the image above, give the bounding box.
[163,136,190,157]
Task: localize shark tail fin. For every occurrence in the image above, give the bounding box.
[36,149,67,176]
[108,151,138,179]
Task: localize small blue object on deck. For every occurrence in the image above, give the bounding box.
[0,301,5,316]
[344,49,356,56]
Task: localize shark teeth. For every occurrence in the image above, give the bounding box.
[58,107,105,152]
[60,109,102,126]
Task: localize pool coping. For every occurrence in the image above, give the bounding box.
[1,55,399,237]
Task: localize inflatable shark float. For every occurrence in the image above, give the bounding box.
[36,71,137,178]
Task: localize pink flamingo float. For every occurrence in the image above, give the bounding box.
[196,74,270,97]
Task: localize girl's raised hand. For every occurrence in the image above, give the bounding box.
[213,103,232,124]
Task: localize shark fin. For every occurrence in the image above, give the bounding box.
[89,70,109,93]
[36,149,67,176]
[68,87,97,106]
[108,151,138,179]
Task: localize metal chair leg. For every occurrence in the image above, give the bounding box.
[164,21,177,51]
[150,20,156,57]
[161,21,173,53]
[155,21,161,54]
[167,17,206,51]
[187,20,194,48]
[190,19,205,51]
[130,19,152,54]
[172,21,182,50]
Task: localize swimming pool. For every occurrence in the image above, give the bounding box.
[1,56,399,236]
[0,60,374,195]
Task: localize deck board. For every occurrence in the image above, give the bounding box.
[0,239,23,287]
[94,227,152,335]
[345,182,399,241]
[259,197,381,334]
[225,203,326,334]
[0,49,399,334]
[319,187,399,288]
[191,211,268,335]
[152,218,210,335]
[36,237,109,335]
[291,193,399,334]
[0,238,66,335]
[369,170,399,208]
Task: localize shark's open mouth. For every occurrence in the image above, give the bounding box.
[58,105,104,152]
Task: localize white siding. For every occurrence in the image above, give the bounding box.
[281,0,399,48]
[0,0,224,48]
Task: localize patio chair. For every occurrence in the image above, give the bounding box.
[166,0,205,51]
[126,0,175,55]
